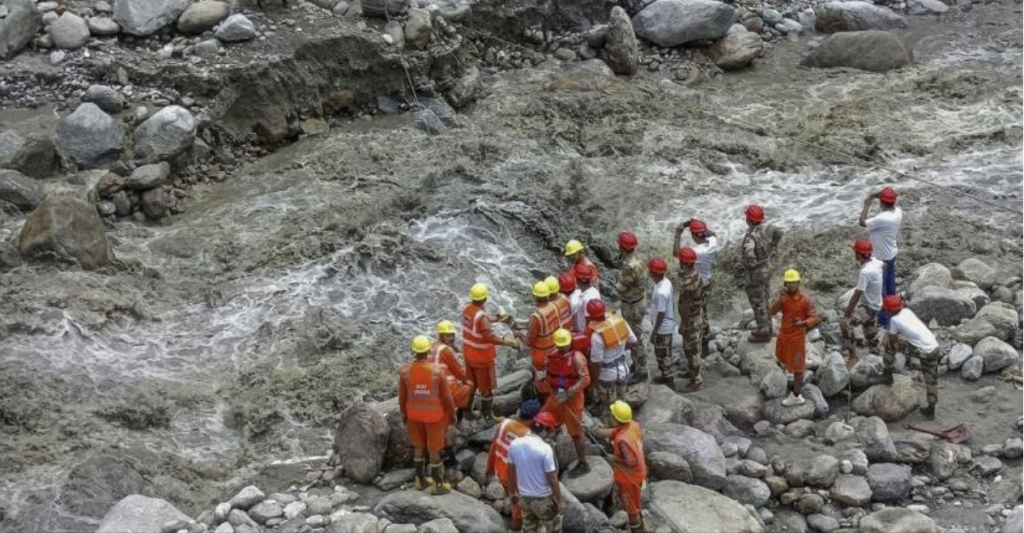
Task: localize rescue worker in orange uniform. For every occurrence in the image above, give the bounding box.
[597,401,648,533]
[399,335,457,494]
[565,239,599,287]
[547,276,575,332]
[430,320,472,421]
[462,283,519,421]
[485,399,542,533]
[520,281,561,388]
[541,328,592,478]
[768,269,820,406]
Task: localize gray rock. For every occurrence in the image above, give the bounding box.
[0,242,22,270]
[961,355,984,380]
[215,14,255,42]
[763,397,816,425]
[776,17,804,34]
[787,419,816,439]
[374,490,504,533]
[686,403,741,441]
[802,384,829,417]
[328,512,378,532]
[0,169,44,211]
[18,195,112,269]
[849,355,886,389]
[360,0,410,17]
[806,455,839,488]
[1004,437,1023,459]
[418,518,458,533]
[562,455,613,503]
[420,98,456,126]
[795,493,825,515]
[908,263,952,293]
[830,475,871,507]
[955,285,991,312]
[972,456,1003,476]
[814,1,907,32]
[907,0,947,14]
[113,0,189,35]
[953,258,997,289]
[229,486,265,510]
[604,6,639,75]
[0,130,58,179]
[824,422,855,444]
[193,38,222,57]
[648,480,764,533]
[404,8,431,49]
[946,343,973,370]
[773,509,808,533]
[760,368,788,399]
[974,337,1020,373]
[0,0,42,59]
[57,103,126,168]
[816,352,850,397]
[866,463,911,502]
[859,508,936,533]
[973,304,1020,342]
[1003,506,1023,533]
[644,423,726,487]
[857,416,897,462]
[413,109,446,135]
[283,501,306,519]
[83,85,127,113]
[445,66,481,109]
[907,285,976,326]
[176,0,228,34]
[96,495,190,533]
[126,162,170,191]
[723,475,771,507]
[248,500,284,524]
[648,451,693,482]
[561,481,612,533]
[632,0,736,47]
[141,187,171,219]
[133,105,196,162]
[929,442,966,480]
[852,376,925,421]
[377,468,416,491]
[840,449,868,475]
[333,403,388,484]
[454,476,481,499]
[48,11,90,49]
[87,16,119,35]
[724,394,763,427]
[808,514,840,532]
[893,432,934,464]
[709,23,762,70]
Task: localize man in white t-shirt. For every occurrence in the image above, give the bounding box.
[574,264,602,333]
[647,257,677,385]
[508,412,563,533]
[859,187,902,328]
[587,300,637,416]
[675,218,718,359]
[841,237,883,367]
[881,295,939,419]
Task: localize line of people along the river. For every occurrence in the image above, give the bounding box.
[398,187,941,533]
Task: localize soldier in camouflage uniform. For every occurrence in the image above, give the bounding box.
[881,295,939,420]
[742,205,784,343]
[615,231,649,382]
[675,247,705,393]
[675,218,719,357]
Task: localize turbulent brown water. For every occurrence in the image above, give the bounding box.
[0,1,1021,529]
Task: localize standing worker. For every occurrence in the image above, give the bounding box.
[523,281,562,378]
[881,295,939,419]
[508,412,564,533]
[565,239,599,286]
[542,328,592,477]
[767,270,820,406]
[648,257,678,385]
[462,283,519,421]
[675,247,705,393]
[742,205,784,342]
[573,264,602,333]
[586,300,636,418]
[859,187,902,328]
[430,320,473,422]
[597,401,648,533]
[399,335,457,494]
[547,275,575,331]
[615,230,649,381]
[486,399,542,533]
[675,218,718,357]
[841,238,883,368]
[559,272,581,331]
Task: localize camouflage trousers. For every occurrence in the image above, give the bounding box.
[842,305,879,358]
[884,342,939,406]
[700,281,713,356]
[597,379,626,422]
[654,333,674,377]
[744,267,771,331]
[621,300,648,373]
[521,495,563,533]
[681,312,706,382]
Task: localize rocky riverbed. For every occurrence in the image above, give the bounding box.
[0,0,1021,529]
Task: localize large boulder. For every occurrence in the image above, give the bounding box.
[857,416,897,462]
[88,16,120,36]
[57,103,126,169]
[114,0,189,35]
[866,463,911,502]
[814,1,907,32]
[83,85,128,113]
[946,343,973,370]
[815,351,850,397]
[806,455,839,488]
[0,130,58,179]
[48,11,90,49]
[965,303,1020,342]
[562,455,613,503]
[906,285,976,326]
[961,355,984,380]
[859,508,936,533]
[722,475,771,507]
[176,0,229,34]
[18,196,112,269]
[760,368,788,399]
[632,0,736,47]
[973,337,1020,373]
[908,263,952,293]
[374,490,505,533]
[723,394,764,427]
[684,403,740,441]
[648,451,693,482]
[648,480,764,533]
[953,258,997,289]
[0,169,44,211]
[852,376,925,421]
[830,475,871,506]
[849,354,886,389]
[133,105,197,162]
[332,403,388,484]
[644,423,725,487]
[561,482,612,533]
[96,495,190,533]
[0,0,42,59]
[709,24,763,70]
[928,441,967,480]
[604,6,639,75]
[636,384,692,425]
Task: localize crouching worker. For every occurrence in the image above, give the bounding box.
[882,295,939,419]
[400,335,457,494]
[597,401,648,533]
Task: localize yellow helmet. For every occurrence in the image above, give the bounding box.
[470,283,489,301]
[532,281,550,299]
[783,269,801,283]
[411,335,432,354]
[436,320,457,335]
[564,239,584,256]
[553,328,572,348]
[545,276,560,295]
[610,400,633,423]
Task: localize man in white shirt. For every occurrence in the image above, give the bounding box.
[586,300,637,418]
[881,295,939,419]
[675,218,718,359]
[841,237,883,368]
[508,412,563,533]
[574,264,602,333]
[647,257,677,385]
[859,187,902,329]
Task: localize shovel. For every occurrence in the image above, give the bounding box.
[901,421,975,444]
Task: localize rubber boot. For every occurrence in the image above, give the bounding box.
[443,446,458,469]
[429,463,451,495]
[481,399,501,422]
[747,328,772,343]
[465,391,478,420]
[627,519,647,533]
[413,458,428,490]
[919,402,936,420]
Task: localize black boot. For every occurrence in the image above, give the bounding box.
[413,459,428,490]
[567,461,591,478]
[443,447,458,469]
[481,399,501,422]
[429,463,451,495]
[919,402,936,420]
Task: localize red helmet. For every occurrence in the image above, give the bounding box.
[883,294,904,312]
[572,334,591,353]
[618,231,638,251]
[852,237,873,256]
[689,219,707,235]
[745,205,765,223]
[533,412,557,430]
[574,263,595,281]
[678,247,697,264]
[586,299,606,319]
[878,187,898,205]
[558,272,576,294]
[648,257,667,274]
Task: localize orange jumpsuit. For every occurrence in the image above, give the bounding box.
[528,302,561,371]
[769,289,820,374]
[541,349,591,437]
[486,418,531,523]
[611,421,647,516]
[462,302,504,394]
[429,341,472,409]
[399,360,456,453]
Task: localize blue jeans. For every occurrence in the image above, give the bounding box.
[877,257,897,328]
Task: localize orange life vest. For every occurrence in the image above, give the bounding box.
[529,302,562,370]
[546,348,582,391]
[611,421,647,485]
[552,293,574,331]
[592,313,631,350]
[401,361,445,423]
[462,302,496,365]
[491,418,530,484]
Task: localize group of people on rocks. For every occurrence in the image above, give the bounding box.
[397,186,939,533]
